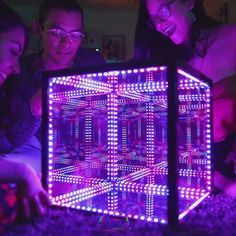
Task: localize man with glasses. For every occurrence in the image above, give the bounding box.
[24,0,105,72]
[5,0,105,175]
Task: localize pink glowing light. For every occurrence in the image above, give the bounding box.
[44,65,212,224]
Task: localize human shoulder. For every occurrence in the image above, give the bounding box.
[214,24,236,46]
[207,23,236,59]
[219,24,236,62]
[208,24,236,82]
[221,23,236,35]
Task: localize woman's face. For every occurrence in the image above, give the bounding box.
[146,0,194,45]
[0,27,25,86]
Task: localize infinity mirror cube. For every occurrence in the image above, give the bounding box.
[42,62,213,225]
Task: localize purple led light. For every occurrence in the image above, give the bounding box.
[46,65,212,224]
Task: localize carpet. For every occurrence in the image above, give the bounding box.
[3,193,236,236]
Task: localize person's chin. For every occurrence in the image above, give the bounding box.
[55,58,73,68]
[171,31,189,45]
[170,36,184,45]
[55,54,72,63]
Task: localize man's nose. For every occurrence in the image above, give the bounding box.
[60,34,72,46]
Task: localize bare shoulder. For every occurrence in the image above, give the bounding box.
[223,23,236,34]
[205,24,236,81]
[209,24,236,52]
[217,24,236,43]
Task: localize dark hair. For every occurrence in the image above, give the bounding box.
[134,0,221,62]
[0,1,30,126]
[38,0,84,25]
[0,1,29,53]
[186,0,221,59]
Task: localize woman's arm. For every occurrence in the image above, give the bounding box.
[0,159,50,219]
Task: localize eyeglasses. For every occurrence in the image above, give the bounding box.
[149,0,176,25]
[43,24,84,41]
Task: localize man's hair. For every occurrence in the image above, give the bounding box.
[38,0,84,25]
[0,1,29,53]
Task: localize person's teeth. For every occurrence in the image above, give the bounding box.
[165,26,175,36]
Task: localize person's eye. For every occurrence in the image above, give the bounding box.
[71,32,84,40]
[159,5,169,18]
[50,29,64,37]
[10,49,20,57]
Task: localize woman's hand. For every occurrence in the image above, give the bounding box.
[30,89,42,118]
[16,163,51,219]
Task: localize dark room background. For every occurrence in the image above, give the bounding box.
[5,0,236,63]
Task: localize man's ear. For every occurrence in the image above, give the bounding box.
[186,0,195,10]
[31,18,42,37]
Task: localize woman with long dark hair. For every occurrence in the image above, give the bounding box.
[134,0,236,196]
[0,2,50,232]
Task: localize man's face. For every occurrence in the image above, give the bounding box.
[41,8,83,70]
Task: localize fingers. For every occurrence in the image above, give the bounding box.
[23,197,31,219]
[30,190,51,217]
[37,172,42,180]
[18,191,50,220]
[29,190,51,217]
[39,190,51,207]
[17,198,31,222]
[31,194,46,216]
